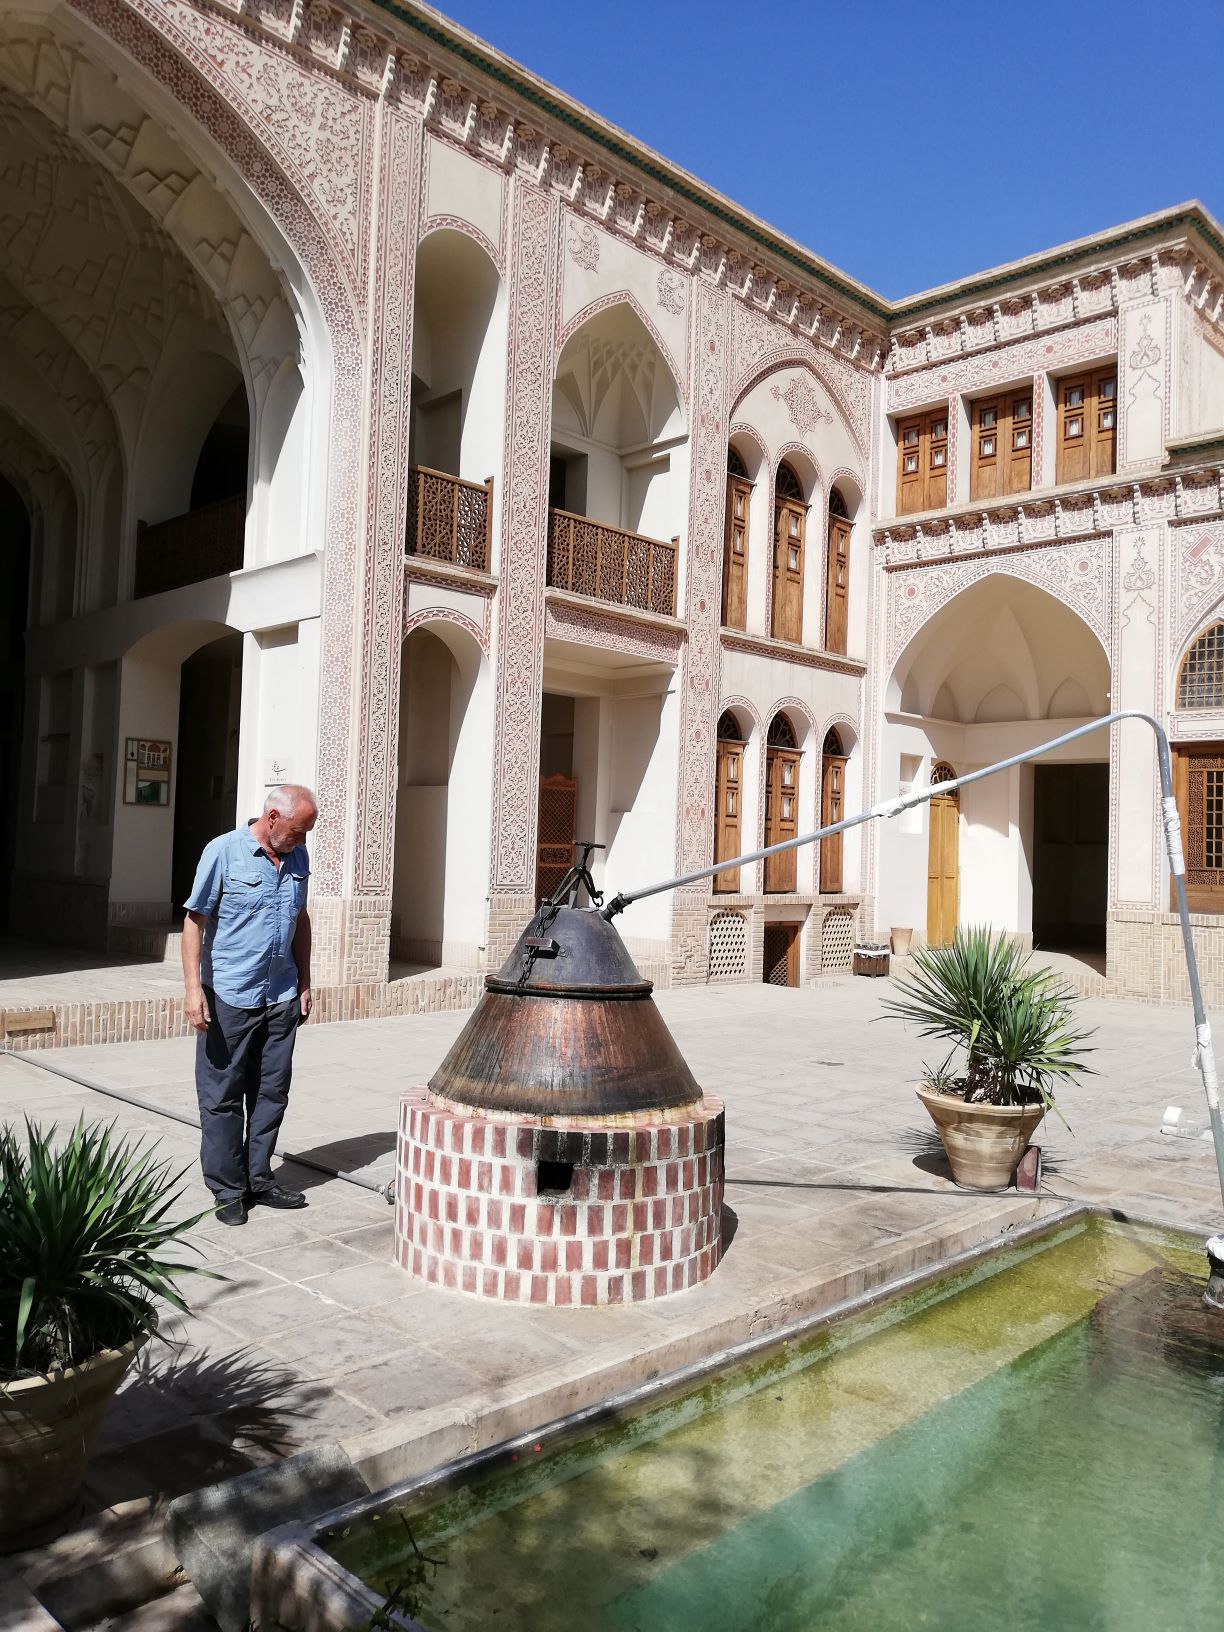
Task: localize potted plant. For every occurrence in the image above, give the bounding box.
[881,927,1095,1190]
[0,1118,209,1548]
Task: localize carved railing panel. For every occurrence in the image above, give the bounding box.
[547,508,677,617]
[134,495,246,598]
[406,465,492,571]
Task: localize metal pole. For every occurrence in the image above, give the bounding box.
[604,709,1224,1225]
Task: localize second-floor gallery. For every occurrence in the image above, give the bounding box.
[1,0,1223,1013]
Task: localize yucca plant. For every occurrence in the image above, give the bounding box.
[880,926,1095,1111]
[0,1118,212,1383]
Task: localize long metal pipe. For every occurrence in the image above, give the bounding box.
[10,1051,397,1203]
[604,709,1224,1223]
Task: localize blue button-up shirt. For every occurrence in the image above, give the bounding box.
[184,825,310,1009]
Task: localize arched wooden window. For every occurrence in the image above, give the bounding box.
[927,761,959,947]
[772,462,805,646]
[819,728,847,894]
[722,449,750,630]
[824,487,850,655]
[713,710,744,893]
[764,712,801,893]
[1178,624,1224,710]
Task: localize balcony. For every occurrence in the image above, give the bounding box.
[134,495,244,599]
[546,508,677,618]
[406,465,491,572]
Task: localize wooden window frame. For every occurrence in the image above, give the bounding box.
[764,714,801,894]
[819,729,847,894]
[722,458,751,631]
[1177,623,1224,712]
[713,712,744,893]
[1172,743,1224,913]
[824,488,850,655]
[969,391,1033,501]
[895,408,949,515]
[1056,366,1116,484]
[771,464,806,645]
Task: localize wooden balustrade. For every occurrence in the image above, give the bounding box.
[406,465,492,571]
[134,495,246,599]
[546,508,677,617]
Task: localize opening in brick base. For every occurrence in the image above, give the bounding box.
[393,1089,725,1305]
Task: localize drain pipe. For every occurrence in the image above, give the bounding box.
[10,1052,396,1204]
[603,710,1224,1298]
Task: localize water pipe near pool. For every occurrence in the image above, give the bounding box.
[601,710,1224,1308]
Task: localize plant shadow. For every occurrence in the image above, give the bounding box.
[85,1342,330,1510]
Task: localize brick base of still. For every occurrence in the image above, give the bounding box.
[394,1088,726,1305]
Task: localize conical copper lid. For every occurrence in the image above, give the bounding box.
[429,906,702,1117]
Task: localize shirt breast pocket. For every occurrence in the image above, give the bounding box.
[224,874,263,918]
[288,868,309,914]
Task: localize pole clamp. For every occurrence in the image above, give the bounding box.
[1163,795,1186,877]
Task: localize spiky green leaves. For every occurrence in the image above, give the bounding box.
[880,927,1095,1110]
[0,1118,212,1382]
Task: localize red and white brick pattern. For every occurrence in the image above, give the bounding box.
[394,1089,725,1305]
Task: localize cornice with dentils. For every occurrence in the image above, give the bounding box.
[318,3,1224,342]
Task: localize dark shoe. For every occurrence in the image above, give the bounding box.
[215,1198,248,1227]
[248,1184,307,1210]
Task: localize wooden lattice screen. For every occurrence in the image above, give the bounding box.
[535,775,577,905]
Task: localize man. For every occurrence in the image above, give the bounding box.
[182,784,318,1226]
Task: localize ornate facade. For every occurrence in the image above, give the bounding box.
[2,0,1222,1014]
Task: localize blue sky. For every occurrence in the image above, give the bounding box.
[437,0,1224,300]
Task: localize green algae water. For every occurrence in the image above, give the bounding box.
[327,1220,1224,1631]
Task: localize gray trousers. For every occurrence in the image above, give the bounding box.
[195,987,300,1203]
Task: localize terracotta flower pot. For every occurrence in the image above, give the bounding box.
[916,1084,1045,1190]
[0,1335,147,1550]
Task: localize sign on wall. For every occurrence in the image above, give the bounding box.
[123,738,172,806]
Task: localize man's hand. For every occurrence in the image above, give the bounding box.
[185,984,211,1033]
[299,985,312,1022]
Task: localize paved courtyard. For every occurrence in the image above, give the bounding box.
[2,977,1222,1628]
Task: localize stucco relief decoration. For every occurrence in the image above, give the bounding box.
[492,186,554,892]
[657,268,685,317]
[52,0,370,900]
[887,316,1117,412]
[1172,524,1224,652]
[771,375,833,436]
[149,0,370,286]
[1129,315,1161,374]
[567,219,599,272]
[544,602,680,665]
[1120,540,1156,629]
[887,539,1110,668]
[730,302,870,450]
[675,283,728,878]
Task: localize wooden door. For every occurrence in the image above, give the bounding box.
[764,746,800,892]
[722,474,750,630]
[825,516,850,654]
[1057,377,1090,483]
[1092,371,1117,477]
[819,746,846,894]
[763,922,799,987]
[971,398,1002,500]
[926,794,959,946]
[535,774,577,905]
[714,735,744,893]
[772,498,805,645]
[1007,393,1033,492]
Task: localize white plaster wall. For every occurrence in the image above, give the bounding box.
[1178,307,1224,437]
[1119,297,1170,470]
[424,137,505,258]
[608,688,678,947]
[559,215,688,394]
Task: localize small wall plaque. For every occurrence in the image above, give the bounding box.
[2,1009,55,1035]
[124,738,172,806]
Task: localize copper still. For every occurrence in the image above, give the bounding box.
[430,854,701,1118]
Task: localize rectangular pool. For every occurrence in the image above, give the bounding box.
[324,1218,1222,1631]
